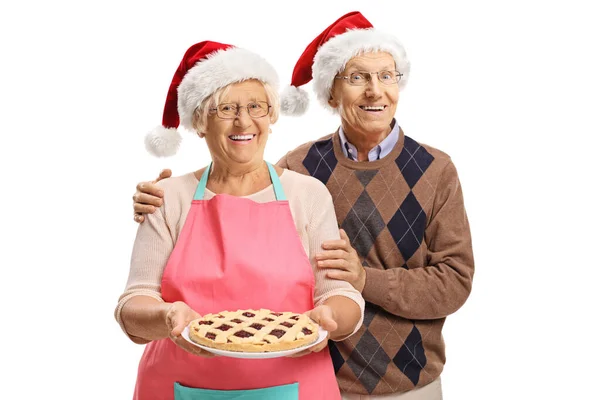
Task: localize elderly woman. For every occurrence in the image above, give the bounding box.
[115,40,364,400]
[131,12,474,400]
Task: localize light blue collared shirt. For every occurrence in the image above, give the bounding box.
[338,119,400,161]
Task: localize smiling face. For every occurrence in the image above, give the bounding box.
[200,80,274,168]
[329,51,399,139]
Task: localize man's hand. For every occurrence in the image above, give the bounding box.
[133,169,171,223]
[316,229,366,292]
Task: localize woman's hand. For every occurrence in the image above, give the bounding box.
[289,305,337,357]
[165,301,214,357]
[133,169,171,223]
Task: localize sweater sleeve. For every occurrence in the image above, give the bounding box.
[362,160,475,320]
[114,182,175,336]
[275,152,290,169]
[307,181,365,337]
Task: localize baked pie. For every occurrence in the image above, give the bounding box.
[188,309,320,352]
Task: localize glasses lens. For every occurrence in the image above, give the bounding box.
[217,104,238,118]
[378,71,401,85]
[348,72,368,86]
[248,101,269,118]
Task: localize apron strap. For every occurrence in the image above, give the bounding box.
[266,162,286,201]
[193,162,212,200]
[193,162,286,201]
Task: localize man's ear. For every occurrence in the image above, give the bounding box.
[328,94,338,109]
[326,78,340,108]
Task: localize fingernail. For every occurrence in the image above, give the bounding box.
[158,190,164,196]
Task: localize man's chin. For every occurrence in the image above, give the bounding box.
[361,118,392,132]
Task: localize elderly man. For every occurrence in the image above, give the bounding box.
[132,11,474,400]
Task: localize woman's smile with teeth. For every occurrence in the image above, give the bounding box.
[228,134,256,142]
[359,105,386,111]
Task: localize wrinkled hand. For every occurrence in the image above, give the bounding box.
[316,229,366,292]
[289,305,337,357]
[165,301,214,357]
[133,169,171,223]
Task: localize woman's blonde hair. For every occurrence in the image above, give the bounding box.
[192,80,279,134]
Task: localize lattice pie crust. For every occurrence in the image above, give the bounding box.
[189,309,319,352]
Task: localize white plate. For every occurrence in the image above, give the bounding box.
[182,326,328,359]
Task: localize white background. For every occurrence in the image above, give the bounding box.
[1,0,599,398]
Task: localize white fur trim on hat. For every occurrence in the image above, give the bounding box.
[313,28,410,113]
[145,126,182,157]
[280,85,310,116]
[177,47,279,131]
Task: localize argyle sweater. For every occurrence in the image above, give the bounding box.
[277,127,474,395]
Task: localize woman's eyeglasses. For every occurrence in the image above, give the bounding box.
[209,101,271,119]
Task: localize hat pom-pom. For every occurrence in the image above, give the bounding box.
[145,126,182,157]
[280,85,309,116]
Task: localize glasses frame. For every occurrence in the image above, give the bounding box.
[209,101,272,120]
[334,70,403,86]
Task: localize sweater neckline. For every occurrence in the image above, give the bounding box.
[190,169,289,199]
[331,125,405,170]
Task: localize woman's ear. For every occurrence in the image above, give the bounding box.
[197,131,206,139]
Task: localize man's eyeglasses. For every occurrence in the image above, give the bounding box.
[209,101,271,119]
[335,70,403,86]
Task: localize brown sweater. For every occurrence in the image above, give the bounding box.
[277,127,474,395]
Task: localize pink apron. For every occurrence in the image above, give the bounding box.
[133,162,341,400]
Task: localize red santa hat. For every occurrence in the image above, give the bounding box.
[280,11,410,116]
[145,41,279,157]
